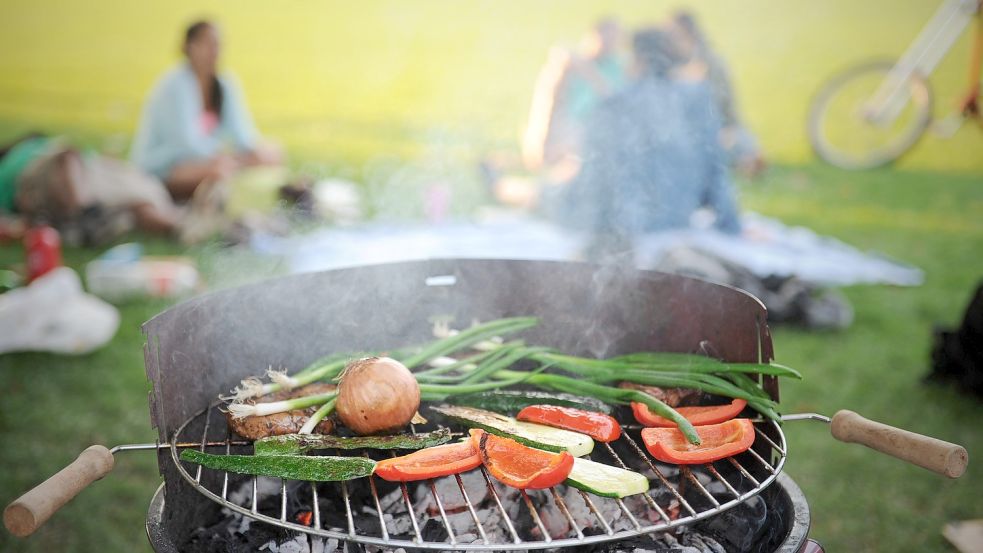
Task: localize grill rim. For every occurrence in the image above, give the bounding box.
[168,400,788,551]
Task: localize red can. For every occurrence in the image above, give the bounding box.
[24,225,62,282]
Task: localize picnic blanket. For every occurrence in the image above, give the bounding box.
[249,212,923,287]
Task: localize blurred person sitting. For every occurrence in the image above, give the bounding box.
[558,27,742,254]
[490,18,627,209]
[669,11,766,178]
[131,19,282,202]
[0,133,185,245]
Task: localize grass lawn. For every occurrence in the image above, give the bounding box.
[0,163,981,552]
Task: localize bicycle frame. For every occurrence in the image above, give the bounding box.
[867,0,978,123]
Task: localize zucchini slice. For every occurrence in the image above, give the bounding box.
[180,450,376,481]
[448,390,612,415]
[565,457,650,498]
[431,405,594,457]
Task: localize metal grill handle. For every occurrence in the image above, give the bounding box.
[830,410,968,478]
[3,445,115,537]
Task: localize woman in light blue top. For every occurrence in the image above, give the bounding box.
[131,20,281,200]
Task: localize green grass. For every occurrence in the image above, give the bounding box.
[0,164,981,552]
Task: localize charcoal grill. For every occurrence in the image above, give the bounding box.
[4,259,967,551]
[163,401,788,550]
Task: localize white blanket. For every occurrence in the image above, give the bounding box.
[250,213,923,287]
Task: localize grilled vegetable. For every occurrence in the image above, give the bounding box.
[448,390,612,415]
[516,405,621,443]
[431,405,594,457]
[225,317,799,448]
[641,418,756,465]
[336,357,420,435]
[472,429,574,489]
[180,450,376,481]
[254,428,453,456]
[225,383,337,440]
[565,458,649,498]
[632,398,747,428]
[374,440,482,482]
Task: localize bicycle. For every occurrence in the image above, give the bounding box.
[808,0,982,169]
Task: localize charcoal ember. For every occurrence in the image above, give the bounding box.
[382,511,413,537]
[470,494,518,544]
[557,485,624,532]
[420,517,449,542]
[259,535,314,552]
[520,489,571,539]
[185,508,298,552]
[695,494,767,553]
[412,471,489,517]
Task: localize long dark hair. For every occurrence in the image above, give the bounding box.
[184,20,223,118]
[632,28,681,78]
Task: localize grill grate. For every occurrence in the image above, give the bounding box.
[171,402,787,551]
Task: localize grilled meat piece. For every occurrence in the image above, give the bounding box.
[619,382,701,407]
[226,383,336,440]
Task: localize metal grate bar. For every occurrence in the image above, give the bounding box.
[456,474,490,544]
[341,480,355,537]
[311,483,321,529]
[753,426,785,456]
[194,407,213,483]
[427,478,458,545]
[601,442,672,522]
[520,490,552,543]
[549,487,584,540]
[680,466,719,507]
[221,436,231,500]
[398,480,423,543]
[704,464,741,498]
[745,447,778,475]
[615,436,696,518]
[366,469,390,540]
[479,467,522,544]
[727,457,760,487]
[251,476,259,514]
[578,490,614,535]
[614,497,643,531]
[280,479,288,522]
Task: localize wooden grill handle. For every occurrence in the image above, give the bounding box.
[4,445,115,537]
[830,410,968,478]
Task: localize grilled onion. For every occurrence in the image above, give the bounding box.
[336,357,420,435]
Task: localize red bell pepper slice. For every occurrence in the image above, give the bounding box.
[632,398,747,428]
[516,404,622,442]
[470,429,574,489]
[641,418,755,464]
[374,440,482,482]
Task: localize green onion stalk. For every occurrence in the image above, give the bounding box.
[226,392,337,420]
[224,316,799,445]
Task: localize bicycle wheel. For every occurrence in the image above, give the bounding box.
[808,60,933,170]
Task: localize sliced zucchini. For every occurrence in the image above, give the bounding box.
[180,450,376,481]
[448,390,613,415]
[431,405,594,457]
[565,457,650,498]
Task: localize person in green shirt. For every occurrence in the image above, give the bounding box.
[0,134,55,214]
[0,134,182,245]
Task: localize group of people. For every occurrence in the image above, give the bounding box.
[0,20,280,245]
[1,14,763,250]
[496,14,765,255]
